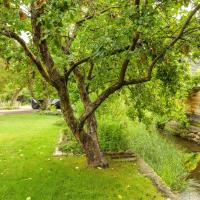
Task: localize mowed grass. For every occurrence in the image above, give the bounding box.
[0,113,164,200]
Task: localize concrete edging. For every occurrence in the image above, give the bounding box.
[137,158,178,200]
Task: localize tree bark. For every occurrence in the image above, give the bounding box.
[73,68,108,167]
[58,78,108,168]
[80,126,108,168]
[10,87,23,106]
[83,114,108,167]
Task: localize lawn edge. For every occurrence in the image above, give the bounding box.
[137,158,178,200]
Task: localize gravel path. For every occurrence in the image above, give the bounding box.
[0,106,33,115]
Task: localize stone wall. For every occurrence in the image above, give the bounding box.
[165,120,200,144]
[181,125,200,144]
[186,87,200,116]
[159,87,200,144]
[174,87,200,144]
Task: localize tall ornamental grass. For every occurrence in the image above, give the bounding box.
[129,123,188,191]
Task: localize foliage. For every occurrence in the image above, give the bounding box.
[0,50,56,107]
[0,100,20,109]
[0,1,199,119]
[58,117,130,153]
[191,63,200,87]
[185,153,200,172]
[97,96,132,152]
[0,113,164,200]
[39,105,62,115]
[98,118,130,152]
[126,72,190,126]
[130,122,188,191]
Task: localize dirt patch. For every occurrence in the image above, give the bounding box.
[0,106,33,116]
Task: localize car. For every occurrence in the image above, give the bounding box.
[51,99,61,109]
[31,98,61,110]
[31,99,44,109]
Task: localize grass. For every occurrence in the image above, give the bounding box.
[0,113,164,200]
[129,122,188,191]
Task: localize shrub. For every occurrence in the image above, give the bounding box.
[56,117,131,153]
[98,120,130,152]
[130,123,188,191]
[39,105,62,115]
[185,153,200,172]
[0,100,20,110]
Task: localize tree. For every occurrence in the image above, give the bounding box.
[0,56,27,106]
[0,0,199,167]
[0,42,56,108]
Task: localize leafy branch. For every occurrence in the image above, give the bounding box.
[0,28,50,83]
[78,3,200,130]
[62,5,120,55]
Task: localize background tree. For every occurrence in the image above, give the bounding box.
[0,0,199,167]
[0,56,28,107]
[0,41,56,109]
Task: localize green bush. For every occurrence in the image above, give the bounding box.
[98,120,130,152]
[57,118,130,153]
[39,105,62,115]
[0,100,20,110]
[130,123,188,191]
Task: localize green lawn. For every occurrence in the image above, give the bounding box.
[0,113,164,200]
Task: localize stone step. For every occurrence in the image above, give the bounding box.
[112,157,137,162]
[104,151,136,159]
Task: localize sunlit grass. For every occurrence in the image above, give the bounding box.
[0,113,163,200]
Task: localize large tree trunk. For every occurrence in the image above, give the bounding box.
[62,102,108,168]
[80,131,108,168]
[58,81,108,168]
[73,68,109,167]
[80,116,108,168]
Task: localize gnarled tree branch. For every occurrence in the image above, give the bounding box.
[78,3,200,131]
[119,32,140,82]
[65,45,131,80]
[62,5,120,55]
[0,29,50,82]
[31,3,54,70]
[31,1,63,89]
